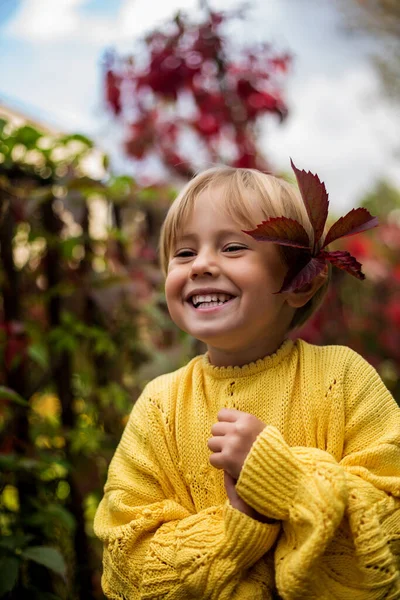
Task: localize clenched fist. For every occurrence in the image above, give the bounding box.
[208,408,266,480]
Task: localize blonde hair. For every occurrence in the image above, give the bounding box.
[160,166,330,330]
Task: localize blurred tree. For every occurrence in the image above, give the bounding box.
[361,178,400,216]
[337,0,400,99]
[103,4,290,181]
[0,116,171,598]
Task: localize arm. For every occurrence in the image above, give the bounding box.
[94,390,280,600]
[234,357,400,599]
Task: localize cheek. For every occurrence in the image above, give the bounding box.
[165,272,188,329]
[243,276,283,301]
[165,268,184,304]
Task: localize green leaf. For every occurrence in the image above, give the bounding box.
[21,546,66,578]
[0,453,44,474]
[28,343,49,369]
[45,504,76,532]
[66,176,105,194]
[0,118,7,136]
[25,503,75,533]
[60,133,93,148]
[0,556,20,595]
[0,386,29,406]
[0,453,19,471]
[14,125,42,149]
[137,187,159,202]
[59,236,84,260]
[0,533,34,551]
[48,330,78,355]
[106,175,135,202]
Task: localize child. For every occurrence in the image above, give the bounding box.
[94,163,400,599]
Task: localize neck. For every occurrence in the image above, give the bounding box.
[206,335,288,367]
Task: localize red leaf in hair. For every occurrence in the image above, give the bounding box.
[290,159,329,249]
[278,255,325,293]
[243,217,310,249]
[322,208,378,248]
[318,250,365,280]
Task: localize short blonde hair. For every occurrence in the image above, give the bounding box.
[160,166,330,330]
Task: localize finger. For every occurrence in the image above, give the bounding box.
[217,408,243,422]
[207,436,224,453]
[209,451,227,470]
[210,421,234,436]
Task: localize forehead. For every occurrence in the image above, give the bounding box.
[176,183,266,237]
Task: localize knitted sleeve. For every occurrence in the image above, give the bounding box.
[235,353,400,600]
[94,389,279,600]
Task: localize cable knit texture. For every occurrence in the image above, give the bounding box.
[94,339,400,599]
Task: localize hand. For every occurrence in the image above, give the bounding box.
[208,408,266,480]
[224,471,258,519]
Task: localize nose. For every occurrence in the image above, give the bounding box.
[189,248,220,280]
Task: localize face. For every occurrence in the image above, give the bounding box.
[165,187,296,366]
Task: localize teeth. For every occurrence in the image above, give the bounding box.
[191,293,232,305]
[197,301,223,308]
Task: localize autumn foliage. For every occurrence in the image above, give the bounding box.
[104,7,290,179]
[245,160,378,292]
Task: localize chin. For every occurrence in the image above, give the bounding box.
[192,330,242,349]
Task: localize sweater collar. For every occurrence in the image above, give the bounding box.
[201,338,295,379]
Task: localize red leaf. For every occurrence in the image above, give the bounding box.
[322,208,378,248]
[318,250,365,280]
[105,70,122,115]
[290,159,329,249]
[234,152,257,169]
[243,217,310,249]
[278,256,325,293]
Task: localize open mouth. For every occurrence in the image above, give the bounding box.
[189,293,235,309]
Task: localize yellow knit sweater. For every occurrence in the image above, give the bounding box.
[94,339,400,599]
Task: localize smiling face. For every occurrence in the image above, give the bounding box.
[165,186,297,366]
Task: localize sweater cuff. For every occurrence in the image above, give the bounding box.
[236,426,306,520]
[222,502,280,563]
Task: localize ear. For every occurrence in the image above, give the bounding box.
[285,265,328,308]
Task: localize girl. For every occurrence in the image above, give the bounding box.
[94,163,400,599]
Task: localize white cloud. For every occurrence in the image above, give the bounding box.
[4,0,199,46]
[265,64,400,211]
[117,0,199,40]
[5,0,86,42]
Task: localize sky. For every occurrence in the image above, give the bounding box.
[1,0,399,213]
